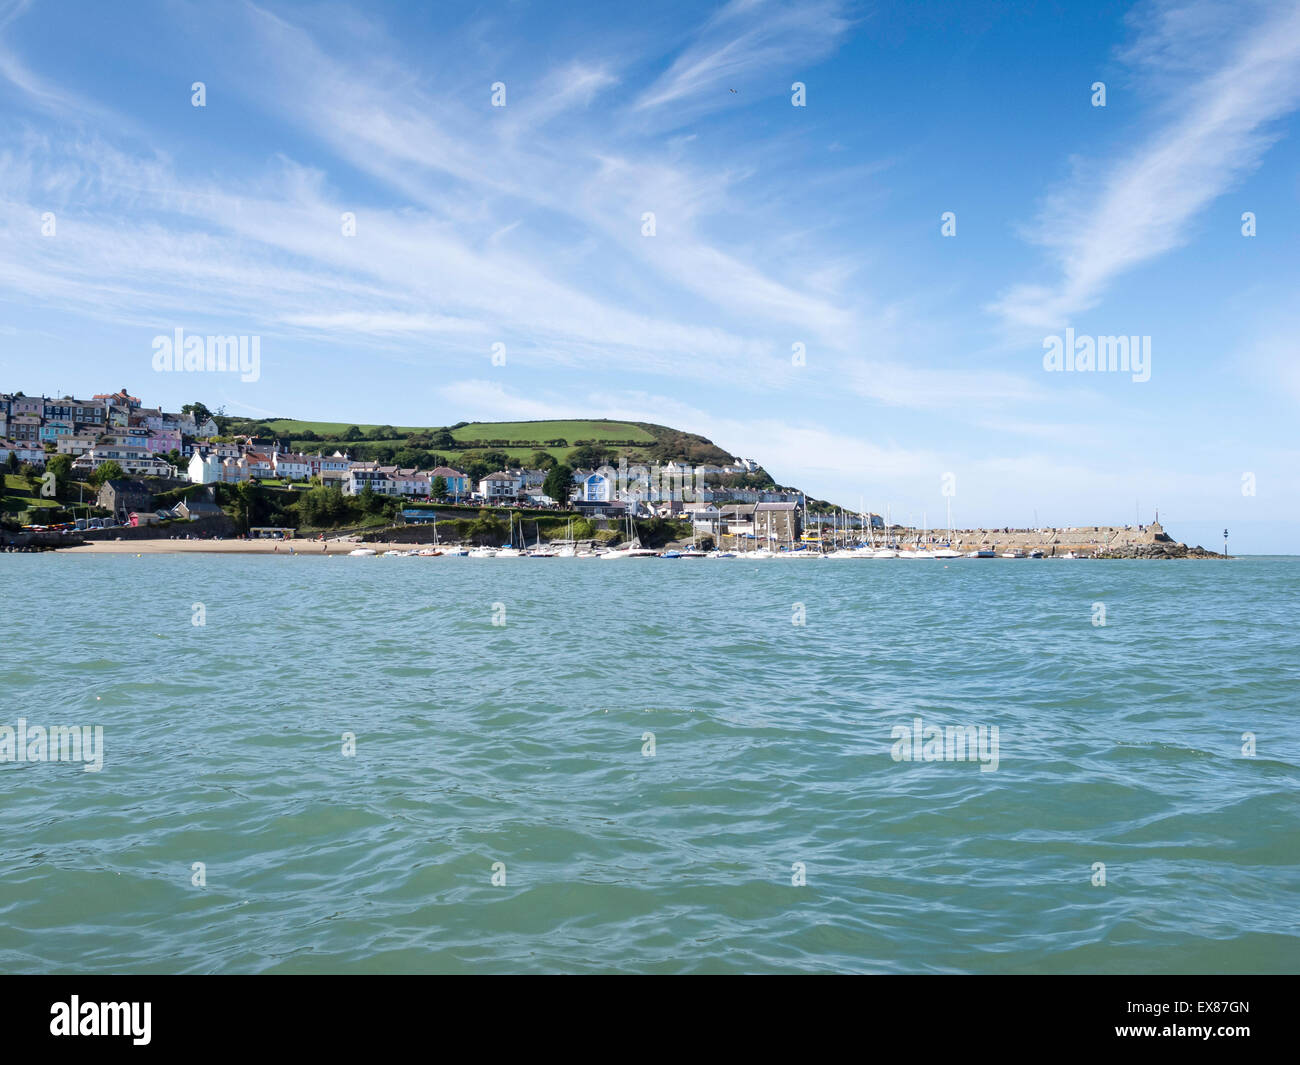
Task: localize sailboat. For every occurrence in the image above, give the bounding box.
[678,520,706,557]
[527,518,557,557]
[899,512,938,558]
[933,498,962,559]
[872,506,898,556]
[417,519,443,555]
[554,518,578,557]
[495,513,524,557]
[600,513,658,559]
[826,511,858,558]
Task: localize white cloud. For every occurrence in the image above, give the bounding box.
[991,0,1300,330]
[633,0,851,125]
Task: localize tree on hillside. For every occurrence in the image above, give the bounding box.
[88,460,124,488]
[358,483,390,516]
[543,463,574,505]
[5,451,18,474]
[463,458,493,483]
[343,425,363,441]
[530,450,557,470]
[298,485,353,527]
[298,429,319,441]
[181,402,213,423]
[230,482,268,532]
[394,448,433,469]
[430,475,448,500]
[569,443,618,469]
[46,454,73,498]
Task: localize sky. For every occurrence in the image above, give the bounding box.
[0,0,1297,552]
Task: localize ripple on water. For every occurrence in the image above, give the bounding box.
[0,553,1297,973]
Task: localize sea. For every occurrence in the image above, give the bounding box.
[1,553,1296,973]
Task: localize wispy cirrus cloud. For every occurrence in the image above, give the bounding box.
[633,0,852,126]
[0,0,1010,415]
[991,0,1300,331]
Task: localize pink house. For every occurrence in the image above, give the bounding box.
[146,429,181,454]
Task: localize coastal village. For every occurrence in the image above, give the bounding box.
[1,388,1219,558]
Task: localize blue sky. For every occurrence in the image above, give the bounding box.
[1,0,1297,551]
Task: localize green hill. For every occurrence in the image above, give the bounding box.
[237,417,738,469]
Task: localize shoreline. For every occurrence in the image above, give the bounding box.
[32,537,1233,558]
[55,538,406,555]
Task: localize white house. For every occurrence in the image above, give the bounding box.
[57,434,99,456]
[313,451,352,484]
[75,445,175,478]
[272,452,313,481]
[344,468,395,496]
[510,467,546,489]
[478,471,520,500]
[188,450,223,484]
[685,502,720,528]
[386,467,431,496]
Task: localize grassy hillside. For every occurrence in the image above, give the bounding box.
[241,417,736,469]
[450,420,657,444]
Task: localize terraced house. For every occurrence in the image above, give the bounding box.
[428,466,470,497]
[344,467,394,496]
[272,452,313,481]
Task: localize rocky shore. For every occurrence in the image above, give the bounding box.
[1095,542,1226,559]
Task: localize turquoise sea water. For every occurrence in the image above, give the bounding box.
[1,553,1297,974]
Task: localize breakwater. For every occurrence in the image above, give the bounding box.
[873,520,1223,558]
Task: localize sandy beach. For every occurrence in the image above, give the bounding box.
[60,538,416,555]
